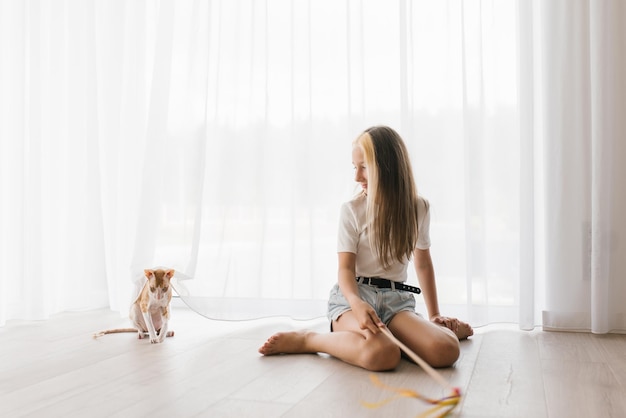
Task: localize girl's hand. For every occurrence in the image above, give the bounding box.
[430,314,460,334]
[431,314,474,340]
[352,299,384,334]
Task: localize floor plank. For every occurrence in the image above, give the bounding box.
[461,330,547,418]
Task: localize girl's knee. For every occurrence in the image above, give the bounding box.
[360,337,401,371]
[425,336,460,368]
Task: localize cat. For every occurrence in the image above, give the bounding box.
[93,268,175,343]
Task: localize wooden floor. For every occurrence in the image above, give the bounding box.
[1,307,625,418]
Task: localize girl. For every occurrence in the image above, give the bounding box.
[259,126,473,371]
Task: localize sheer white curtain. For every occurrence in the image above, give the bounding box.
[128,0,522,323]
[0,0,157,322]
[2,0,623,333]
[520,0,626,333]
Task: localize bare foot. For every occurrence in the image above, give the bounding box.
[258,331,314,355]
[455,321,473,340]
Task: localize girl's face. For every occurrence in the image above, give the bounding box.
[352,145,368,192]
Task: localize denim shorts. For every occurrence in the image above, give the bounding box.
[327,282,419,326]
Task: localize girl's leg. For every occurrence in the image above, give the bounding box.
[387,311,461,368]
[258,311,401,371]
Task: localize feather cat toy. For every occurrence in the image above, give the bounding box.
[93,268,175,343]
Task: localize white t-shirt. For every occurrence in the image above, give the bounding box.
[337,193,431,282]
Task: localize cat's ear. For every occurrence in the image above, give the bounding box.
[165,269,175,279]
[144,269,154,278]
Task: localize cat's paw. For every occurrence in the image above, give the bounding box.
[150,338,161,344]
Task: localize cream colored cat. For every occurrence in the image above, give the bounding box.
[94,268,175,343]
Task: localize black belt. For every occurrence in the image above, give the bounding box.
[356,277,421,294]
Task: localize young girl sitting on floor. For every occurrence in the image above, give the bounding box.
[259,125,473,371]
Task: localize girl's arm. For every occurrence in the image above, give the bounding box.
[337,252,384,334]
[413,248,440,319]
[414,248,460,332]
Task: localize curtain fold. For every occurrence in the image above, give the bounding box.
[1,0,624,333]
[517,0,539,331]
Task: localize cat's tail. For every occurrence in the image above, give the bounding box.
[92,328,137,338]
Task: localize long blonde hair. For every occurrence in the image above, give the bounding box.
[355,126,420,269]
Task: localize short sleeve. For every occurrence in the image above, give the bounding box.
[337,202,359,253]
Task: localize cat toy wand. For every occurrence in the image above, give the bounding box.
[362,325,462,418]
